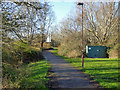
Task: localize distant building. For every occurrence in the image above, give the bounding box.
[46,33,51,43]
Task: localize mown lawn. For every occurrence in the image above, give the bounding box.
[20,60,50,89]
[51,48,120,89]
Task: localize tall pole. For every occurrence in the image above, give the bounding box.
[81,4,84,68]
[77,3,84,68]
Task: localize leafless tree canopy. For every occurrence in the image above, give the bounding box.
[53,2,119,58]
[1,1,55,46]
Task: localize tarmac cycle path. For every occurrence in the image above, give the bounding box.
[42,50,102,88]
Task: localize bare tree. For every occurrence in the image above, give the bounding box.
[37,2,55,48]
[77,2,119,45]
[1,1,55,47]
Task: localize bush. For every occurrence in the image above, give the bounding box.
[22,49,43,63]
[33,42,53,50]
[34,43,41,48]
[2,62,23,88]
[13,41,43,64]
[58,32,84,58]
[43,42,52,49]
[2,43,19,66]
[108,44,119,58]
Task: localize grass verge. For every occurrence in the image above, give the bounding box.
[20,60,50,89]
[2,60,50,89]
[51,48,120,89]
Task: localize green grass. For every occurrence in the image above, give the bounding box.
[51,48,120,89]
[20,60,50,89]
[51,48,58,55]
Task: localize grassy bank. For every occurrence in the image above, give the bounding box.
[51,48,120,89]
[3,60,50,89]
[2,41,51,88]
[20,60,50,88]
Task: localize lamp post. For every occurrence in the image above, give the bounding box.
[77,2,84,68]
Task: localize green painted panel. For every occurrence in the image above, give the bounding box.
[86,46,107,58]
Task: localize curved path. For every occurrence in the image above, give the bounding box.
[42,50,102,88]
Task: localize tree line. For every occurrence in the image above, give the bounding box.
[2,2,54,46]
[51,2,119,58]
[1,1,54,88]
